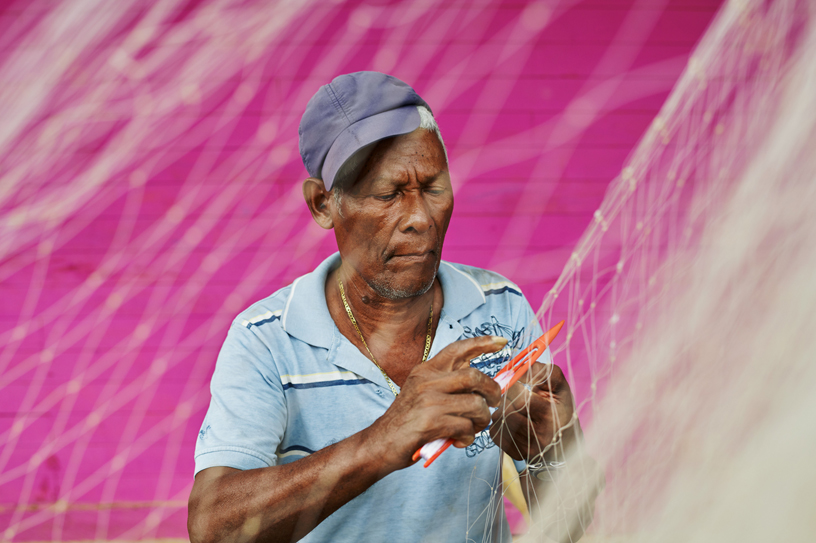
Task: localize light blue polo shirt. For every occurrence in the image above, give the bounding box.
[195,253,545,543]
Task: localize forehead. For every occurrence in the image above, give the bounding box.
[354,129,447,187]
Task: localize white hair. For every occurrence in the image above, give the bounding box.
[416,105,448,163]
[332,105,447,204]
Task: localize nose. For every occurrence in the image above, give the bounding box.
[400,190,434,234]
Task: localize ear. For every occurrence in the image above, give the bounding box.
[302,177,334,229]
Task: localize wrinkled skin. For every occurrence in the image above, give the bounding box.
[311,129,458,388]
[326,128,453,302]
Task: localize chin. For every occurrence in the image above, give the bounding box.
[369,269,437,300]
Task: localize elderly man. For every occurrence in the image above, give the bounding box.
[188,72,599,543]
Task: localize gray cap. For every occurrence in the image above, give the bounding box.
[298,71,431,189]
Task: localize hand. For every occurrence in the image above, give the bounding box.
[489,361,580,462]
[363,335,506,470]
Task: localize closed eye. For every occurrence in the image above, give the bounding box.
[374,192,398,201]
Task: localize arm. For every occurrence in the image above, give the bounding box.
[188,335,507,543]
[188,428,393,543]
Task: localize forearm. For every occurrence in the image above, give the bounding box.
[188,427,392,543]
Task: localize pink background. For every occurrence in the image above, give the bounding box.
[0,0,720,539]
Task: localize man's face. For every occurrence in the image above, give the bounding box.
[331,128,453,300]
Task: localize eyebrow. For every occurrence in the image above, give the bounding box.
[367,171,446,189]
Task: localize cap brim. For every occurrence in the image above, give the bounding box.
[322,105,421,189]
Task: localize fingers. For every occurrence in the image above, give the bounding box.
[488,412,529,460]
[436,367,502,407]
[488,363,573,459]
[431,394,493,449]
[502,380,571,431]
[527,362,567,394]
[442,415,477,448]
[418,336,506,406]
[428,335,508,372]
[449,392,492,431]
[501,381,548,423]
[505,362,571,406]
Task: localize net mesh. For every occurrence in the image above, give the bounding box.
[519,0,816,539]
[3,0,814,541]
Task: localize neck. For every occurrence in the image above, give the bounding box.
[326,259,442,386]
[333,261,436,333]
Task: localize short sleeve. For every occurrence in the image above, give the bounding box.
[514,290,545,350]
[194,323,287,475]
[514,294,553,365]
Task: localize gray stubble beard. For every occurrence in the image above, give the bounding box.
[368,267,437,300]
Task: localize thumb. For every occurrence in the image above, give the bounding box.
[427,335,508,371]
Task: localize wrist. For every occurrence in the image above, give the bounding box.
[524,436,573,481]
[527,414,584,464]
[356,421,409,475]
[526,458,568,482]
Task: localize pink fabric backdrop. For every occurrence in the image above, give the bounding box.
[0,0,719,539]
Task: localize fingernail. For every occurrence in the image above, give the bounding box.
[491,336,508,347]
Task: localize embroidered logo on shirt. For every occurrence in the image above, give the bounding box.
[459,316,526,457]
[462,316,525,378]
[465,429,496,457]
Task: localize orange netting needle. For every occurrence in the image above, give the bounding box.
[412,320,565,467]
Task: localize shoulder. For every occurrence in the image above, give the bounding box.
[441,262,540,377]
[215,282,306,381]
[218,284,297,366]
[439,260,534,332]
[231,284,294,331]
[440,261,524,298]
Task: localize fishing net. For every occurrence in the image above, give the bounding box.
[3,0,814,541]
[516,0,816,540]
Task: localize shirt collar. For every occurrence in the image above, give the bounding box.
[281,252,486,348]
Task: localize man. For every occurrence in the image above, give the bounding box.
[188,72,600,543]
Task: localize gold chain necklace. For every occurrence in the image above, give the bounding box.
[338,278,433,397]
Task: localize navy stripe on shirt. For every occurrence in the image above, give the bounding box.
[483,286,522,297]
[282,379,368,391]
[246,314,282,329]
[279,444,316,455]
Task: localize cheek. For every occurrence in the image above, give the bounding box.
[334,210,392,255]
[434,199,454,236]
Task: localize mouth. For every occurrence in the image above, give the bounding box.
[388,249,436,262]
